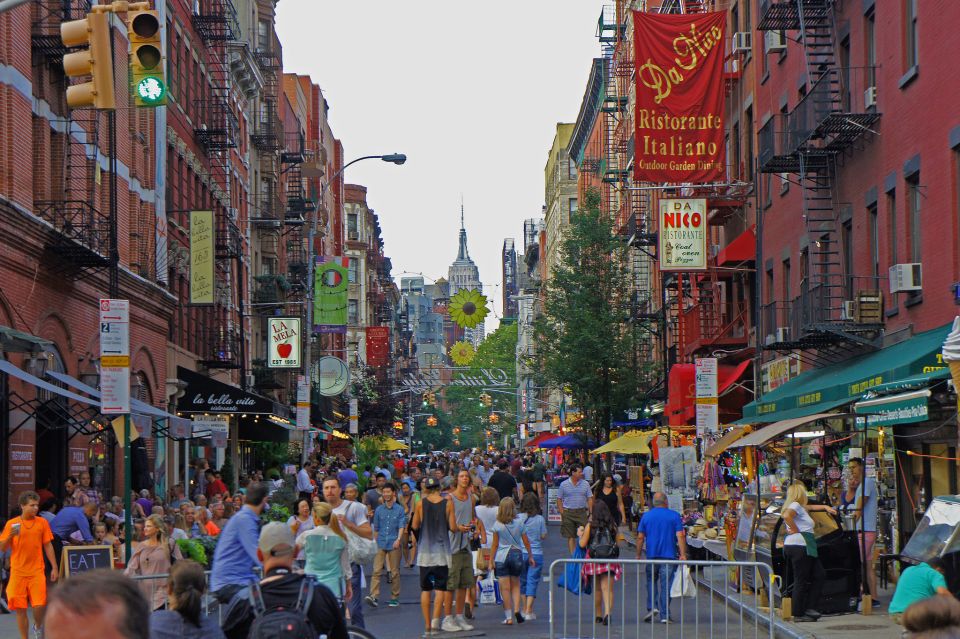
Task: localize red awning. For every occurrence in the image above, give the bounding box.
[665,360,753,426]
[525,431,557,448]
[716,225,756,266]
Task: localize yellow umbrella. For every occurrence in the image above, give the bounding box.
[368,436,409,451]
[591,430,654,455]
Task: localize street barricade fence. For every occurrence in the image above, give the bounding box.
[547,558,778,639]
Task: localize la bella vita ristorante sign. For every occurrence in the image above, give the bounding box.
[633,10,726,183]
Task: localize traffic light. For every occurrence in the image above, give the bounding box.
[127,7,166,106]
[61,11,116,110]
[427,416,438,427]
[489,413,500,424]
[393,420,403,431]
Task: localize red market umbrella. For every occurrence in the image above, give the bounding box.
[525,432,556,448]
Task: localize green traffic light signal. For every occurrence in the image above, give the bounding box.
[135,76,166,104]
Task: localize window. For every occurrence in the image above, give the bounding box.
[905,0,918,70]
[865,10,877,87]
[567,158,577,180]
[347,257,358,283]
[908,174,922,262]
[744,107,754,183]
[765,268,774,305]
[779,103,790,194]
[348,300,358,325]
[888,190,898,265]
[732,121,741,180]
[839,37,851,111]
[568,198,578,220]
[868,204,879,279]
[347,213,358,239]
[743,0,752,62]
[842,219,853,298]
[781,259,792,325]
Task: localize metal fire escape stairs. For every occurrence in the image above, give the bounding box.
[758,0,882,358]
[193,0,241,369]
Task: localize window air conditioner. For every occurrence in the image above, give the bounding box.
[841,300,857,321]
[864,86,878,109]
[765,30,787,52]
[776,327,790,343]
[246,373,256,389]
[732,32,752,54]
[889,263,922,293]
[348,230,359,241]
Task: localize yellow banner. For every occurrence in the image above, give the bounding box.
[190,210,214,304]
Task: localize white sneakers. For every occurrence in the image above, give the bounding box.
[441,616,473,632]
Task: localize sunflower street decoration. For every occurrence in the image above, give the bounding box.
[449,288,489,329]
[449,340,476,365]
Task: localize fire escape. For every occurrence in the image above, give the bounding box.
[192,0,241,369]
[757,0,882,360]
[31,0,112,279]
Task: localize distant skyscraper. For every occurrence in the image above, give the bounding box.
[448,204,484,346]
[502,239,518,320]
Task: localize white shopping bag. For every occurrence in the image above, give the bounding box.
[477,573,502,605]
[670,565,697,598]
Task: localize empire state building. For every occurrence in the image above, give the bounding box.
[448,207,485,346]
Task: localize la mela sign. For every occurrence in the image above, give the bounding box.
[268,318,301,368]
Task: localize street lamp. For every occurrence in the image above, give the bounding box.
[300,152,406,460]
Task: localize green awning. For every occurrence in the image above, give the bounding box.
[867,367,950,394]
[0,326,52,353]
[741,322,952,424]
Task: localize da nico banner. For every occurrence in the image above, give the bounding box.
[659,198,707,270]
[313,256,348,333]
[633,11,726,183]
[189,210,214,304]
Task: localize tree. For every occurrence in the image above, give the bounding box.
[533,188,653,442]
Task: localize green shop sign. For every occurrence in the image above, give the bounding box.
[854,390,930,426]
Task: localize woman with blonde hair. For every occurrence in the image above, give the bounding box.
[490,497,534,624]
[125,514,183,610]
[296,501,352,601]
[474,487,500,574]
[782,480,836,622]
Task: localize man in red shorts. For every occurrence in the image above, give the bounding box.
[1,491,58,639]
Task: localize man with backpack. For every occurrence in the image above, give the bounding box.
[222,522,348,639]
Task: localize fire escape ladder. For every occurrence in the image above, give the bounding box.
[32,0,90,65]
[800,154,843,322]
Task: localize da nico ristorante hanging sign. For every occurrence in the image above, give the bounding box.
[313,256,348,334]
[633,10,726,183]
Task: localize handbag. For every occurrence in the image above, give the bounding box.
[670,565,697,598]
[475,548,491,572]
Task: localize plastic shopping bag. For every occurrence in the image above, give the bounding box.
[670,565,697,598]
[557,544,592,596]
[477,572,502,605]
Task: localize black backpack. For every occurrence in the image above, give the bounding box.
[589,526,620,559]
[247,578,316,639]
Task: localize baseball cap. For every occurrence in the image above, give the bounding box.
[258,521,295,556]
[423,477,440,490]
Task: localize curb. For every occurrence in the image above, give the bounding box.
[696,574,813,639]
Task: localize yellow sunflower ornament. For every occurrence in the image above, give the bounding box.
[449,289,489,328]
[449,341,476,365]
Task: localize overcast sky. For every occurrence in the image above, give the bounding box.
[276,2,605,329]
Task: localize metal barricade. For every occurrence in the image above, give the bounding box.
[129,570,226,622]
[547,558,777,639]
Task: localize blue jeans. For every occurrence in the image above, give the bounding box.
[645,563,676,617]
[348,563,365,628]
[520,553,543,597]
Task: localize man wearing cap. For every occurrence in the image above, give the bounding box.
[222,522,348,639]
[557,464,593,554]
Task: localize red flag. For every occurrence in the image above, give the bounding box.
[633,11,726,183]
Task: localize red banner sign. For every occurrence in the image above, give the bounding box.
[633,11,726,183]
[366,326,390,367]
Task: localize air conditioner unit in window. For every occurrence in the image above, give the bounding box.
[776,327,790,343]
[348,230,359,241]
[245,373,256,389]
[765,30,787,52]
[732,32,752,54]
[841,300,857,321]
[864,86,878,108]
[889,263,923,293]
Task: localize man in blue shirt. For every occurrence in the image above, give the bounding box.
[636,492,687,624]
[367,482,407,608]
[210,482,269,604]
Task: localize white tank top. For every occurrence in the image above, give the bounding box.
[784,502,814,546]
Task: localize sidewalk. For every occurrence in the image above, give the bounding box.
[698,567,902,639]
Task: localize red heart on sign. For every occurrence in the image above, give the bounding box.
[277,343,292,358]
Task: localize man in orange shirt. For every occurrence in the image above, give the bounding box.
[1,491,58,639]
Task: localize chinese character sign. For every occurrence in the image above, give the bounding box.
[633,11,726,183]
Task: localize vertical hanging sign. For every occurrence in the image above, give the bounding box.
[268,318,301,368]
[313,256,349,333]
[633,11,726,183]
[189,210,214,304]
[349,398,359,434]
[695,357,718,435]
[99,299,130,414]
[296,375,310,431]
[659,198,707,271]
